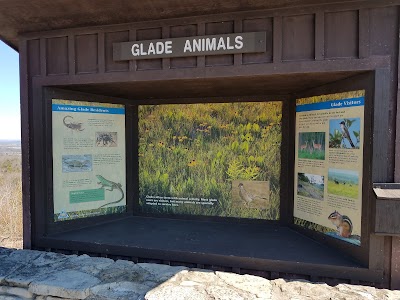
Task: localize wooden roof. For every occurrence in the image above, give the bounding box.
[1,0,367,51]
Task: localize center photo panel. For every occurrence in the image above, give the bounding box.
[138,101,282,220]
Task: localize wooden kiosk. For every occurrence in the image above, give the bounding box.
[1,0,400,288]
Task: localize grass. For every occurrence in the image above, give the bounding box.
[327,180,358,199]
[0,155,23,248]
[297,181,324,200]
[298,149,325,160]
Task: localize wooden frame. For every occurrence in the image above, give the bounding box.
[17,1,400,287]
[26,66,387,285]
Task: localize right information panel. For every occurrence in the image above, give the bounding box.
[294,90,365,246]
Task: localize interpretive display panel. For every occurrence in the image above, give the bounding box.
[52,99,126,221]
[138,102,282,220]
[294,91,365,245]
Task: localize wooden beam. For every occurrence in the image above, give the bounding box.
[19,38,32,249]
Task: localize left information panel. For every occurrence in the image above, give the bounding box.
[52,99,126,222]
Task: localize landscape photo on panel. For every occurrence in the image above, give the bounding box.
[327,168,359,199]
[138,101,282,220]
[297,173,324,201]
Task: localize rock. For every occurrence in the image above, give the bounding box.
[0,286,33,298]
[45,297,76,300]
[178,270,217,284]
[1,248,400,300]
[216,271,272,299]
[137,263,187,282]
[0,295,25,300]
[145,270,260,300]
[96,260,148,284]
[0,247,14,256]
[35,297,75,300]
[29,251,71,268]
[0,250,43,284]
[62,254,114,277]
[7,250,43,264]
[89,281,151,300]
[206,285,255,300]
[0,258,26,285]
[4,251,71,288]
[145,283,211,300]
[335,284,400,300]
[28,269,101,299]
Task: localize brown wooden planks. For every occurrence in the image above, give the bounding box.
[105,31,129,72]
[242,18,273,64]
[136,28,162,71]
[170,25,197,69]
[282,14,315,61]
[75,34,98,74]
[205,21,234,66]
[325,11,359,58]
[27,39,40,77]
[46,37,68,75]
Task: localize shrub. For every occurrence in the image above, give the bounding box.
[0,155,22,248]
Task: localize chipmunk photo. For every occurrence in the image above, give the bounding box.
[328,210,353,238]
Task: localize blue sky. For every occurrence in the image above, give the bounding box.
[0,41,20,140]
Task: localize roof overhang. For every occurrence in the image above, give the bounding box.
[0,0,371,51]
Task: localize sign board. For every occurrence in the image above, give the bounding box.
[113,32,266,61]
[52,99,126,222]
[293,91,365,246]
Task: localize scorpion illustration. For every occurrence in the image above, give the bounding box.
[96,132,117,146]
[63,116,84,131]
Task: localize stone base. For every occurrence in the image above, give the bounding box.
[0,247,399,299]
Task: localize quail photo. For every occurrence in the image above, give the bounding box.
[232,180,270,209]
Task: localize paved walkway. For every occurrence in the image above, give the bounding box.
[0,247,399,299]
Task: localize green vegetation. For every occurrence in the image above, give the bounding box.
[297,149,325,160]
[329,129,343,148]
[327,180,358,199]
[297,182,324,201]
[138,102,282,220]
[298,132,325,160]
[0,155,22,248]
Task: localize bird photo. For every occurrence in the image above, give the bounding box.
[329,118,361,149]
[339,121,355,148]
[232,180,270,208]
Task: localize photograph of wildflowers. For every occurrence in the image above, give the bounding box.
[138,101,282,220]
